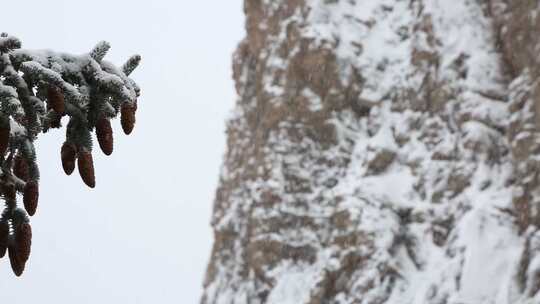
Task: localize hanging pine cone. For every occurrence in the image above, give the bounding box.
[14,154,29,181]
[14,222,31,263]
[61,142,77,175]
[121,102,136,135]
[23,181,39,216]
[78,150,95,188]
[47,86,65,114]
[8,222,31,277]
[0,221,8,258]
[96,117,113,155]
[8,244,25,276]
[0,123,10,157]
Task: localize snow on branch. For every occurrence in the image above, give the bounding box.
[122,54,141,76]
[90,41,111,63]
[0,33,142,276]
[0,35,21,53]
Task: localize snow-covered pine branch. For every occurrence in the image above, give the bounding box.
[0,34,141,276]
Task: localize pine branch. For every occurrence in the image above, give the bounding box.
[0,33,142,276]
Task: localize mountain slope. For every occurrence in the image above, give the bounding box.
[202,1,540,303]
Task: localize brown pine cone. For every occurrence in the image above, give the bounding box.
[23,181,39,216]
[47,86,65,114]
[14,222,31,263]
[8,244,25,276]
[96,117,113,155]
[0,124,10,157]
[0,221,8,258]
[61,142,77,175]
[121,102,136,135]
[78,150,95,188]
[14,154,29,181]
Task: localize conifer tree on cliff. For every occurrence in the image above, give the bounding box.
[0,34,140,276]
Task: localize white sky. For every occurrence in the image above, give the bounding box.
[0,1,245,303]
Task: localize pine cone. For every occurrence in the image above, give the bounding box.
[8,244,25,276]
[96,117,113,155]
[47,86,65,114]
[61,142,77,175]
[23,181,39,216]
[14,222,31,263]
[0,221,8,258]
[0,124,10,157]
[121,102,136,135]
[14,154,29,181]
[78,150,95,188]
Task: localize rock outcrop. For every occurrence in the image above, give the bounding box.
[202,1,540,303]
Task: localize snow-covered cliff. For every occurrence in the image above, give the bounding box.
[202,1,540,303]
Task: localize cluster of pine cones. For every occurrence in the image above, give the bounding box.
[58,92,138,188]
[0,87,138,276]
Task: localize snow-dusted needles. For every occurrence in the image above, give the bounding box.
[0,33,141,276]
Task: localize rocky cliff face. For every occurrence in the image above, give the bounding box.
[202,1,540,303]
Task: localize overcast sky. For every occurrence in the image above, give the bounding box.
[0,1,245,303]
